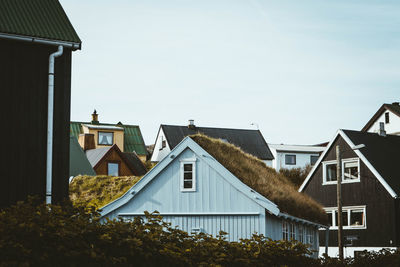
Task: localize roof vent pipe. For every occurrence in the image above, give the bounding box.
[379,122,386,137]
[46,45,63,205]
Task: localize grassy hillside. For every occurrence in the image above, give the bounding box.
[69,175,141,209]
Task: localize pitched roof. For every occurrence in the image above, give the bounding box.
[86,147,111,168]
[122,152,147,176]
[361,103,400,132]
[161,124,274,160]
[299,129,399,198]
[0,0,81,47]
[342,130,400,196]
[268,143,326,153]
[70,121,147,156]
[69,137,95,177]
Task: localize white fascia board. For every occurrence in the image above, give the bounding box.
[278,212,327,229]
[299,130,341,192]
[339,130,398,198]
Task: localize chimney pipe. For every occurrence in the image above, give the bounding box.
[188,119,196,130]
[92,109,99,124]
[379,122,386,137]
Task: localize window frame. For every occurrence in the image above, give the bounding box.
[324,206,367,230]
[285,154,296,165]
[107,161,120,176]
[310,155,319,166]
[98,131,114,146]
[385,112,390,124]
[282,220,289,240]
[180,158,197,192]
[322,158,360,185]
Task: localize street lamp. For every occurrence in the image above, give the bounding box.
[336,143,365,261]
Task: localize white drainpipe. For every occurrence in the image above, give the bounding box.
[46,45,64,204]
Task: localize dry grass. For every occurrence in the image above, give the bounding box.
[191,134,328,225]
[69,175,141,209]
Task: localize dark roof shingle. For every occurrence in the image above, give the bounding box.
[0,0,81,45]
[343,130,400,196]
[161,125,274,160]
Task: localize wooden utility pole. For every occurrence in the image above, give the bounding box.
[336,145,343,261]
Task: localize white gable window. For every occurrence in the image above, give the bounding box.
[323,158,360,185]
[180,158,196,192]
[342,158,360,182]
[324,206,366,229]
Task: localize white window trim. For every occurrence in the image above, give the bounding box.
[322,158,360,185]
[180,158,197,192]
[324,205,367,230]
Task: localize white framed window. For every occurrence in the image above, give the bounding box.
[285,154,296,165]
[322,158,360,185]
[290,223,296,240]
[98,131,113,145]
[107,162,119,176]
[324,206,366,230]
[298,225,304,243]
[282,221,289,240]
[180,158,197,192]
[306,227,314,245]
[342,158,360,182]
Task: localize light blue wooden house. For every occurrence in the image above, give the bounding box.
[100,135,326,253]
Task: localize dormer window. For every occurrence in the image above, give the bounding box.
[180,159,196,191]
[98,132,113,145]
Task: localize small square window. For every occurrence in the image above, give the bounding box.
[385,112,390,123]
[310,155,319,165]
[343,160,358,181]
[107,162,119,176]
[98,132,113,145]
[285,155,296,165]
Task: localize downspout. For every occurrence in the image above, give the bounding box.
[325,227,329,255]
[46,45,64,204]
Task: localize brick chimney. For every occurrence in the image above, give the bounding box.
[188,119,196,130]
[78,133,96,151]
[91,109,99,124]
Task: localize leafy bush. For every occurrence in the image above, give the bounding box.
[0,199,398,266]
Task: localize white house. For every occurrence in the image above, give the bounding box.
[362,102,400,135]
[150,121,275,167]
[268,144,326,171]
[101,134,328,257]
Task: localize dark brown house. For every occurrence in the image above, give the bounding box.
[0,0,81,207]
[299,129,400,257]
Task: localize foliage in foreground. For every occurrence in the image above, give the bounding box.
[279,165,313,189]
[0,199,398,267]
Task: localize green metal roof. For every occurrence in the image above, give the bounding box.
[70,122,147,156]
[69,137,95,177]
[0,0,81,45]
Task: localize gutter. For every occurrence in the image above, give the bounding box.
[0,32,81,50]
[46,45,64,204]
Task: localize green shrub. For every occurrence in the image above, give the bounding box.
[0,199,398,266]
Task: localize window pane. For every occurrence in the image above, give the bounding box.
[342,211,348,226]
[310,156,319,165]
[285,155,296,165]
[107,163,119,176]
[184,181,192,189]
[184,164,192,171]
[184,172,192,180]
[350,210,364,226]
[327,164,337,181]
[99,132,113,145]
[327,212,333,226]
[344,161,358,180]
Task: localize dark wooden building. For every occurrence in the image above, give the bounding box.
[0,0,81,207]
[299,129,400,257]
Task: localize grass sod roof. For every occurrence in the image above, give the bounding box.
[69,175,141,209]
[191,134,329,225]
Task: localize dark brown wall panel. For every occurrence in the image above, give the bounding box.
[0,39,71,207]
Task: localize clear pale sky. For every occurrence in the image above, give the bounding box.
[60,0,400,145]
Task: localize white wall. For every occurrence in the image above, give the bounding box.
[273,152,320,171]
[150,127,171,162]
[366,108,400,135]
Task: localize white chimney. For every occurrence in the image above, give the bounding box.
[188,119,196,130]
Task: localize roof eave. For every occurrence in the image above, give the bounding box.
[0,32,81,50]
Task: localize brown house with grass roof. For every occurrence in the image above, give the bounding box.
[101,134,328,257]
